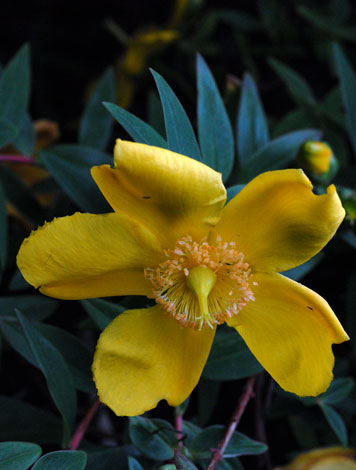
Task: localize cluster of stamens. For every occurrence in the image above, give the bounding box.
[144,235,256,330]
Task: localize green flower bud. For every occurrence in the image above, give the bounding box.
[297,141,338,183]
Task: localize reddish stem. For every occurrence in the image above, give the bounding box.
[0,155,34,164]
[207,377,256,470]
[69,398,100,450]
[175,412,184,449]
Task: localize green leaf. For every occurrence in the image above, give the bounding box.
[0,44,30,127]
[0,442,42,470]
[0,319,93,393]
[197,54,234,181]
[37,323,94,394]
[86,446,137,470]
[268,58,316,108]
[189,425,267,459]
[238,129,321,182]
[298,6,356,42]
[80,298,124,330]
[320,377,355,405]
[128,456,143,470]
[198,379,220,426]
[14,113,35,155]
[0,117,19,147]
[147,90,166,137]
[202,326,262,381]
[333,42,356,158]
[15,310,77,446]
[0,295,59,321]
[79,68,115,150]
[39,145,111,213]
[0,396,61,444]
[319,403,348,446]
[237,73,269,166]
[32,451,87,470]
[151,69,202,161]
[129,416,175,461]
[226,184,245,203]
[282,254,323,281]
[182,421,202,446]
[174,450,199,470]
[272,109,314,137]
[0,180,7,271]
[0,164,45,224]
[104,102,168,148]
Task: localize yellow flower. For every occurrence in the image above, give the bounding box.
[278,447,356,470]
[17,140,349,416]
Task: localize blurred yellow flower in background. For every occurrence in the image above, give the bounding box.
[278,447,356,470]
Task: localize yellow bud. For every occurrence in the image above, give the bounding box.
[297,141,333,175]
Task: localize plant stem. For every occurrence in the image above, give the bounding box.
[175,410,184,449]
[0,155,34,164]
[207,376,256,470]
[69,398,100,450]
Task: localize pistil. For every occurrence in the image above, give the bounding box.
[144,235,255,330]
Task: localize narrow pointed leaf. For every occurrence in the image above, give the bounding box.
[104,102,167,148]
[32,450,87,470]
[128,456,143,470]
[80,298,125,330]
[0,44,30,126]
[15,310,77,446]
[197,54,234,180]
[39,145,111,213]
[79,68,115,150]
[203,326,262,380]
[0,117,19,148]
[0,396,61,444]
[0,295,58,321]
[189,425,267,459]
[282,254,323,281]
[320,377,355,405]
[226,184,245,203]
[320,403,348,446]
[268,58,316,107]
[0,319,93,393]
[0,164,45,225]
[239,128,321,182]
[237,73,269,165]
[151,69,201,160]
[14,113,35,155]
[0,442,42,470]
[333,42,356,157]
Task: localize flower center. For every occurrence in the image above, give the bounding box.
[144,235,256,330]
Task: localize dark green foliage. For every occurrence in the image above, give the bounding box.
[1,5,356,469]
[0,442,42,470]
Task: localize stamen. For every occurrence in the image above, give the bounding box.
[144,235,256,330]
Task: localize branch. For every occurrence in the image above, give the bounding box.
[0,155,34,164]
[69,398,100,450]
[207,376,256,470]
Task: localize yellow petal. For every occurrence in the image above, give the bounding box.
[91,140,226,244]
[17,212,163,300]
[93,305,215,416]
[214,169,345,272]
[228,272,349,396]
